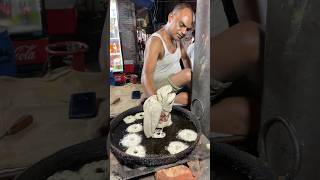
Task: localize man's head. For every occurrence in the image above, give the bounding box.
[165,3,195,40]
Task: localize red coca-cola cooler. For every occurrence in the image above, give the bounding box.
[0,0,47,73]
[13,38,48,66]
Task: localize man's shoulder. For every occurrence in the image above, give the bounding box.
[147,35,163,49]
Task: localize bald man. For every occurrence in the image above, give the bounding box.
[141,3,194,106]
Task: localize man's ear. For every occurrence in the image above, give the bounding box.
[168,12,174,22]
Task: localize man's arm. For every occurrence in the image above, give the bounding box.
[141,37,163,97]
[180,41,192,69]
[232,0,266,27]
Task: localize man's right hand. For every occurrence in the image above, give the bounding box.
[160,112,169,122]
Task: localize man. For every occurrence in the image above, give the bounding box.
[141,3,194,106]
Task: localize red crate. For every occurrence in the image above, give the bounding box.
[46,9,77,35]
[124,63,135,73]
[45,0,78,35]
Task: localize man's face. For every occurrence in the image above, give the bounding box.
[167,8,193,40]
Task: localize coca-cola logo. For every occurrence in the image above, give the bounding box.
[15,45,36,61]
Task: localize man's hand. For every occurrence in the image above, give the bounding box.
[180,41,192,69]
[160,112,169,122]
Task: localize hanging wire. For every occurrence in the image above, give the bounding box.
[153,0,158,25]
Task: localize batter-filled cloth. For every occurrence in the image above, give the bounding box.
[143,85,175,138]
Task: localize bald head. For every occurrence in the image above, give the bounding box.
[172,3,195,23]
[172,3,193,14]
[165,3,195,40]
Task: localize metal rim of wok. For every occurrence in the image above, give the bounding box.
[213,143,277,180]
[109,105,201,167]
[14,138,107,180]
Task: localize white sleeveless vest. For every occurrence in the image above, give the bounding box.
[149,33,182,89]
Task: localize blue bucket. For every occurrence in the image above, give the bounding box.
[0,26,17,76]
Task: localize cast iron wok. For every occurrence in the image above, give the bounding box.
[109,105,201,167]
[14,138,107,180]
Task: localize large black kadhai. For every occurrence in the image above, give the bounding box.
[110,105,201,167]
[14,138,107,180]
